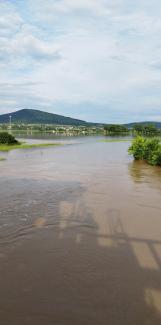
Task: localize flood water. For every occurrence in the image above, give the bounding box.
[0,136,161,325]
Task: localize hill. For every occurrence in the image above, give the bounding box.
[0,109,90,126]
[0,109,161,128]
[125,121,161,129]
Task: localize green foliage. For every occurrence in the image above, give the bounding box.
[150,147,161,166]
[133,124,144,134]
[0,132,18,145]
[104,124,129,134]
[128,136,146,160]
[143,138,160,162]
[128,136,161,166]
[0,142,61,152]
[133,123,159,136]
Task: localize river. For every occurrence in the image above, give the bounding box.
[0,136,161,325]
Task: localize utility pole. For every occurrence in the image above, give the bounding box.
[9,115,12,131]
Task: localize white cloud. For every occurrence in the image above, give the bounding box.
[0,1,23,36]
[0,0,161,122]
[11,30,60,61]
[0,2,61,68]
[29,0,111,17]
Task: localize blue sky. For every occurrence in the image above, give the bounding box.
[0,0,161,123]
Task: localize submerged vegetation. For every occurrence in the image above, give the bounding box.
[129,137,161,166]
[0,131,61,152]
[0,142,61,152]
[0,132,19,145]
[101,139,131,142]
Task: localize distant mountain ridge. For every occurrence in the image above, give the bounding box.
[0,109,161,127]
[0,109,90,126]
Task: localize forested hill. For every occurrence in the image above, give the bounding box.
[0,109,90,126]
[125,121,161,129]
[0,109,161,127]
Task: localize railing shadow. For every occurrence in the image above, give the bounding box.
[0,178,161,325]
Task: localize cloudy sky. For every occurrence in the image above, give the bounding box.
[0,0,161,123]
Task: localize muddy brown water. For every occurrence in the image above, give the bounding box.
[0,137,161,325]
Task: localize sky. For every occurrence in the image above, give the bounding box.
[0,0,161,123]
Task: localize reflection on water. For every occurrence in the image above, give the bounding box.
[129,160,161,185]
[0,137,161,325]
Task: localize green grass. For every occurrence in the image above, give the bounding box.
[0,142,62,152]
[0,157,6,161]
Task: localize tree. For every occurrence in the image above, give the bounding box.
[0,132,18,145]
[104,124,129,134]
[133,124,159,136]
[128,136,146,160]
[133,124,144,134]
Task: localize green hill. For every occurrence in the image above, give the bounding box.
[0,109,89,126]
[125,121,161,129]
[1,109,160,128]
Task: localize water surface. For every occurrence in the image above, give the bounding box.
[0,136,161,325]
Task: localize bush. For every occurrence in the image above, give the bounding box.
[143,138,160,162]
[128,136,146,160]
[0,132,18,145]
[150,147,161,166]
[128,136,161,166]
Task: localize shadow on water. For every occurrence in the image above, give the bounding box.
[0,178,161,325]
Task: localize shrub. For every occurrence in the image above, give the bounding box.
[128,136,146,160]
[0,132,18,145]
[143,138,160,162]
[150,147,161,166]
[128,136,161,166]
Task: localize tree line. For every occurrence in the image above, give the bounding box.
[104,123,161,136]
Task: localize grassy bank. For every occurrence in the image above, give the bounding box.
[0,142,62,152]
